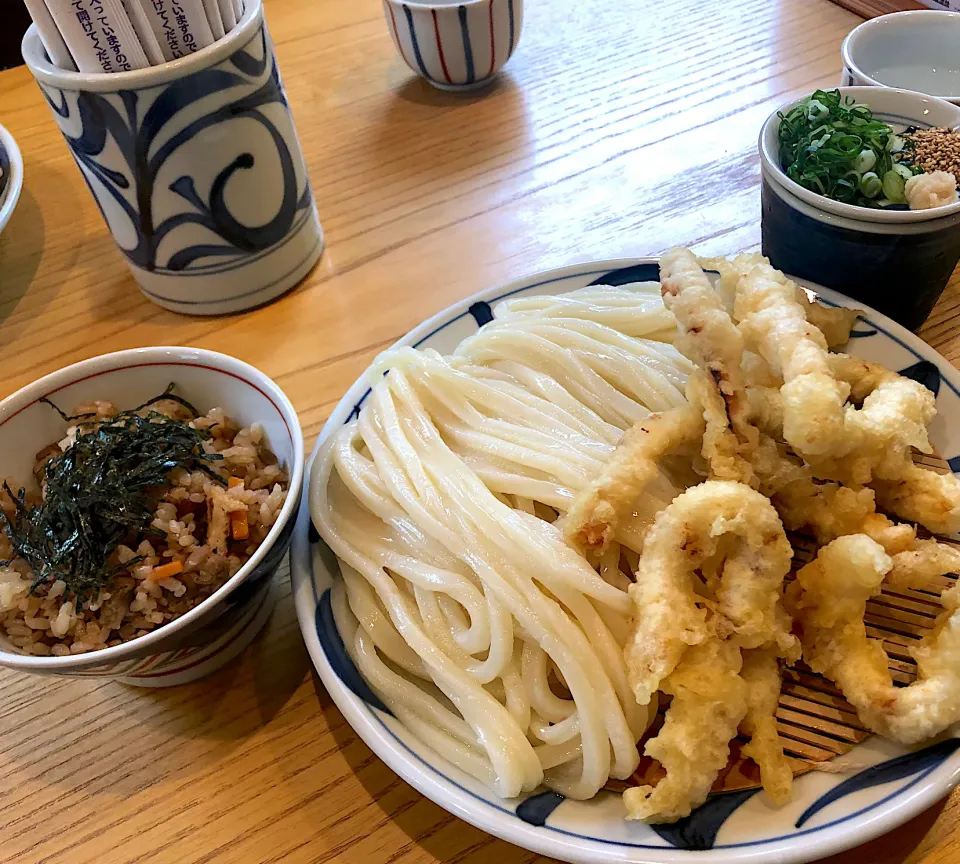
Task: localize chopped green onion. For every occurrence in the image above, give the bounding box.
[882,169,906,202]
[807,99,829,121]
[854,149,877,173]
[778,89,920,208]
[892,162,914,180]
[810,131,831,150]
[860,172,882,198]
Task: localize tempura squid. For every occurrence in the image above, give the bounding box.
[623,480,799,822]
[788,534,960,744]
[713,254,960,534]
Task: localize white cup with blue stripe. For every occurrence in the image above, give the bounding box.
[383,0,523,91]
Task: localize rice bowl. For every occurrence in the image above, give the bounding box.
[0,347,303,685]
[0,397,289,656]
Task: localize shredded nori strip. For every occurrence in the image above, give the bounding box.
[0,385,224,602]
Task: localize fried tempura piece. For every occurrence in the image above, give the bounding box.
[789,535,960,744]
[658,251,915,553]
[724,256,957,533]
[730,257,851,465]
[745,385,784,437]
[623,481,798,821]
[888,538,960,588]
[740,648,793,805]
[563,399,703,556]
[705,252,861,348]
[693,370,758,486]
[626,481,796,706]
[665,250,829,499]
[623,640,748,823]
[872,464,960,537]
[659,252,917,550]
[708,252,852,346]
[743,356,788,441]
[807,351,936,483]
[660,248,757,460]
[795,290,861,348]
[774,479,916,555]
[850,375,935,466]
[743,350,780,386]
[829,353,897,402]
[786,534,896,729]
[828,354,960,531]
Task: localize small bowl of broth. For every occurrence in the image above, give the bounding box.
[842,10,960,104]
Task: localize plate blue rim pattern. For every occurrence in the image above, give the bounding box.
[291,258,960,864]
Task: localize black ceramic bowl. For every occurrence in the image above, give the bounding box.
[759,87,960,331]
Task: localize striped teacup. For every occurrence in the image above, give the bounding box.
[383,0,522,91]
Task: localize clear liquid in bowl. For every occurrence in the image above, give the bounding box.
[871,62,960,98]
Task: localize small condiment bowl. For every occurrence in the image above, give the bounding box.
[382,0,523,91]
[759,86,960,331]
[842,11,960,104]
[0,347,303,686]
[0,122,24,237]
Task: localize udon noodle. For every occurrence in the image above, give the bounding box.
[310,282,694,800]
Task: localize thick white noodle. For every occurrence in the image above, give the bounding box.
[311,286,692,800]
[372,348,684,551]
[455,318,692,424]
[493,282,676,339]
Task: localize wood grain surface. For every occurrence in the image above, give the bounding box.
[826,0,927,19]
[2,0,960,862]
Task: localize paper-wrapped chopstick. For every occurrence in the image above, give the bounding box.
[22,0,246,73]
[121,0,165,66]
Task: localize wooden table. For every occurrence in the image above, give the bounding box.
[2,0,960,861]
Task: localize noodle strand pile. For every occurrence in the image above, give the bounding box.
[311,284,691,799]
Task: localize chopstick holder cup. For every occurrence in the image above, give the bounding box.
[21,0,323,315]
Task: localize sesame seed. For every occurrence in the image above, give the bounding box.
[902,127,960,178]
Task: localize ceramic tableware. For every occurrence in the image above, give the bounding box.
[382,0,523,91]
[842,11,960,104]
[21,0,323,315]
[759,86,960,331]
[0,122,24,237]
[0,347,303,686]
[292,258,960,864]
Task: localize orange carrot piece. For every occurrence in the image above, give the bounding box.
[148,560,184,581]
[231,509,250,541]
[227,478,249,540]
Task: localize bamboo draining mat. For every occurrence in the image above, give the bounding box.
[608,450,957,796]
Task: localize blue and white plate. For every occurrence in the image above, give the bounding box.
[291,259,960,864]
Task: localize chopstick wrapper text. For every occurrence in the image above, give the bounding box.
[137,0,216,62]
[44,0,150,73]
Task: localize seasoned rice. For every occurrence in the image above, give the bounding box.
[0,400,288,655]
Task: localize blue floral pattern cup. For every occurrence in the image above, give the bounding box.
[21,0,323,315]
